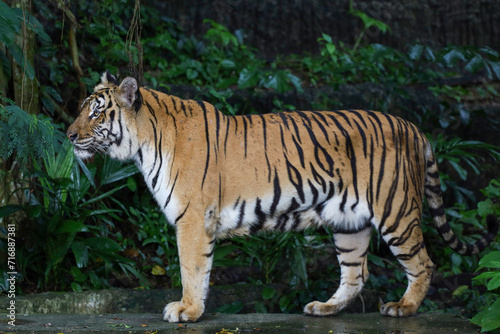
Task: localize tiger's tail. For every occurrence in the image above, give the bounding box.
[424,144,498,255]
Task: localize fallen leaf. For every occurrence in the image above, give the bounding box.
[152,264,166,276]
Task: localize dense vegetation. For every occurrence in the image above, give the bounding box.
[1,1,499,330]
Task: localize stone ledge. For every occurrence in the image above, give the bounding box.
[0,312,479,334]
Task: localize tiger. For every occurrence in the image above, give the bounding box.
[67,71,498,323]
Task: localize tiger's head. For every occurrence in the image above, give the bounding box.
[67,71,141,161]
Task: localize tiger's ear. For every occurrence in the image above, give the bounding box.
[116,77,138,108]
[94,70,119,91]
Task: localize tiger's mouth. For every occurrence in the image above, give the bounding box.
[72,138,110,161]
[73,146,95,160]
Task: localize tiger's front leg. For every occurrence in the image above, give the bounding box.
[163,212,215,322]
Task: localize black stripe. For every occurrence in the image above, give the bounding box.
[145,101,158,123]
[233,196,240,209]
[250,198,266,234]
[352,118,367,158]
[335,245,356,253]
[198,101,211,189]
[215,107,221,150]
[310,163,327,193]
[429,204,445,217]
[288,115,302,144]
[204,248,215,257]
[276,214,289,231]
[291,134,305,168]
[175,203,190,224]
[152,131,163,190]
[149,90,161,106]
[340,190,348,212]
[425,184,442,194]
[218,173,222,210]
[236,200,246,228]
[308,179,319,206]
[171,97,178,113]
[137,148,143,165]
[291,212,301,230]
[270,169,281,216]
[427,171,439,179]
[224,116,231,155]
[349,109,369,128]
[286,160,305,203]
[242,115,248,157]
[180,100,188,116]
[148,119,158,177]
[259,115,272,182]
[396,242,424,261]
[164,171,179,208]
[310,112,331,144]
[340,261,361,267]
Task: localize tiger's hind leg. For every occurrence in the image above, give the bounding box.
[379,217,434,317]
[304,226,371,316]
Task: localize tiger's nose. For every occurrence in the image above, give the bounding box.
[67,131,78,142]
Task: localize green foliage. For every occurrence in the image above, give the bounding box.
[0,0,50,80]
[471,251,500,331]
[0,94,64,168]
[430,135,500,204]
[0,144,150,292]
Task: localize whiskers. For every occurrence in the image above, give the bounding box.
[74,137,110,159]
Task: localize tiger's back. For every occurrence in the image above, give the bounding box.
[67,72,498,322]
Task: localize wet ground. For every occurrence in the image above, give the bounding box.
[0,312,479,334]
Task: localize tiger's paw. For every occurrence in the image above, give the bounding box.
[380,301,418,317]
[303,301,341,317]
[163,301,203,323]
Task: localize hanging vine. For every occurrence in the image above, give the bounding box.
[126,0,144,86]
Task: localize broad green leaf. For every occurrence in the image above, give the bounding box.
[72,241,89,268]
[279,294,292,312]
[471,298,500,331]
[443,48,466,66]
[89,271,102,288]
[408,44,423,60]
[55,220,89,234]
[474,272,498,281]
[71,282,83,292]
[326,43,336,56]
[76,156,96,188]
[478,199,494,217]
[238,68,261,89]
[321,33,333,44]
[452,285,469,296]
[479,251,500,268]
[464,54,484,73]
[220,59,235,69]
[100,159,138,185]
[0,204,22,218]
[262,286,277,300]
[448,160,467,180]
[486,59,500,80]
[487,275,500,291]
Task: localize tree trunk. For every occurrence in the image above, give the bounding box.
[10,0,39,115]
